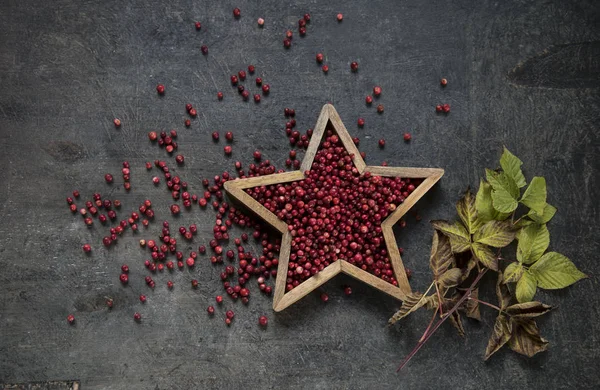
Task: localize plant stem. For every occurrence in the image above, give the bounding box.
[419,307,439,343]
[469,297,501,312]
[435,283,444,317]
[397,269,488,372]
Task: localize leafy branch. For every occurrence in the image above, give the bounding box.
[389,147,587,369]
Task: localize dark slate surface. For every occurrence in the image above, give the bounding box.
[0,1,599,389]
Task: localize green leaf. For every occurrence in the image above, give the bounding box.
[530,252,587,289]
[474,220,516,248]
[528,203,557,224]
[486,170,519,213]
[431,220,471,253]
[516,224,550,264]
[471,242,498,271]
[508,319,548,358]
[516,271,537,302]
[506,302,552,318]
[388,292,427,325]
[484,314,513,361]
[503,262,524,283]
[438,268,465,289]
[429,231,453,280]
[520,177,547,215]
[475,180,510,222]
[456,188,481,234]
[500,147,527,188]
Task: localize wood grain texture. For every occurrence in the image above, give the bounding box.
[0,0,598,389]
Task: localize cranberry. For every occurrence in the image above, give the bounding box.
[344,286,352,296]
[255,77,262,86]
[442,103,450,113]
[230,75,238,85]
[195,21,201,30]
[262,84,270,94]
[121,264,129,273]
[186,257,195,267]
[106,298,113,308]
[148,131,157,141]
[184,119,191,127]
[299,27,306,36]
[226,310,235,319]
[212,131,220,141]
[139,295,146,303]
[322,65,329,73]
[133,312,141,321]
[82,244,91,253]
[156,84,165,95]
[336,13,343,21]
[436,104,443,113]
[258,315,268,327]
[67,314,75,324]
[224,145,232,155]
[167,281,174,289]
[104,174,113,183]
[350,62,358,72]
[189,108,197,117]
[201,45,208,55]
[403,133,412,141]
[283,38,291,48]
[233,7,241,18]
[316,53,324,63]
[357,118,365,127]
[170,204,180,215]
[257,17,264,26]
[373,86,382,96]
[254,94,261,103]
[304,13,311,22]
[175,155,184,165]
[119,273,128,284]
[238,70,246,80]
[253,150,262,160]
[377,104,384,113]
[440,78,448,86]
[216,295,223,304]
[320,293,329,302]
[207,305,215,314]
[113,118,121,128]
[378,139,386,148]
[191,279,199,288]
[217,91,224,100]
[365,96,373,105]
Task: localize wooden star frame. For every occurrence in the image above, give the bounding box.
[224,104,444,311]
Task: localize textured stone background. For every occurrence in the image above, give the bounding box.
[0,0,598,389]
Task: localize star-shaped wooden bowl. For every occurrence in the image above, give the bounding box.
[224,104,444,311]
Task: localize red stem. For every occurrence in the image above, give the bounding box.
[396,269,488,372]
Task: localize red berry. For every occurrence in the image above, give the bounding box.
[254,94,261,103]
[139,295,146,303]
[440,78,448,86]
[322,65,329,73]
[233,7,241,18]
[216,295,223,304]
[257,17,265,27]
[113,118,121,127]
[195,21,201,30]
[377,104,384,113]
[230,75,238,85]
[336,13,343,21]
[201,45,208,55]
[167,281,174,289]
[238,70,246,80]
[442,104,450,113]
[212,131,220,141]
[119,273,128,284]
[82,244,91,253]
[148,131,157,141]
[207,305,215,314]
[217,91,224,100]
[134,312,141,321]
[248,65,255,74]
[403,133,412,141]
[304,13,311,22]
[378,139,385,148]
[185,119,191,127]
[225,131,233,142]
[262,84,270,94]
[283,38,291,48]
[350,62,358,72]
[344,287,352,296]
[320,293,329,302]
[253,150,262,160]
[156,84,165,95]
[170,204,180,215]
[175,155,184,165]
[67,314,75,324]
[192,279,199,288]
[104,174,113,183]
[106,298,113,308]
[224,145,232,155]
[226,310,235,319]
[316,53,324,63]
[121,264,129,273]
[189,108,197,117]
[365,96,373,105]
[186,257,195,267]
[436,104,443,112]
[373,86,382,96]
[258,315,268,327]
[357,118,365,127]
